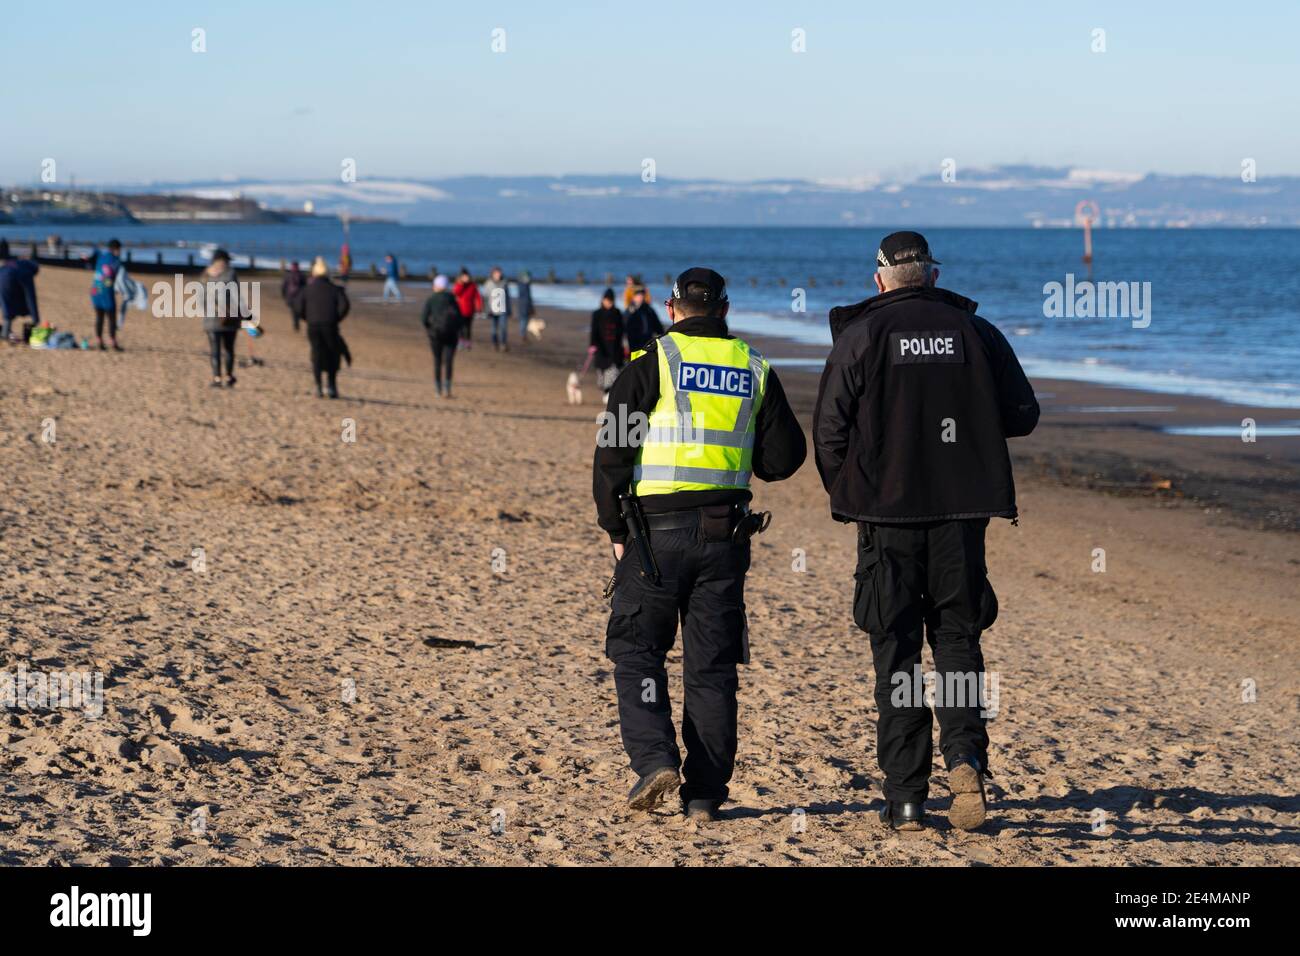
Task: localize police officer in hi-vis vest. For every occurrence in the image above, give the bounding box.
[594,268,806,821]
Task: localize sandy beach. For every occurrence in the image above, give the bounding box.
[0,267,1296,866]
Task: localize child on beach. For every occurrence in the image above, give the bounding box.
[87,239,123,350]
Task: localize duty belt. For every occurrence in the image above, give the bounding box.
[644,504,748,532]
[643,504,771,544]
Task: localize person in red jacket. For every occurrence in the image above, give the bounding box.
[451,268,482,349]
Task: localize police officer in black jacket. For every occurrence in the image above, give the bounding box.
[594,268,806,822]
[813,232,1039,832]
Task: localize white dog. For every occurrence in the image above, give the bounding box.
[566,372,583,405]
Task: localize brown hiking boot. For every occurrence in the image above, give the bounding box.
[948,757,988,831]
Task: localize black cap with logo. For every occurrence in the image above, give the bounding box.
[671,267,728,304]
[875,231,941,268]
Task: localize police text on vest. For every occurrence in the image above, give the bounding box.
[677,362,754,397]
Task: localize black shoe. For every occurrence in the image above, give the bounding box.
[225,376,237,388]
[326,387,339,399]
[627,766,680,812]
[879,800,926,831]
[684,800,720,823]
[947,756,987,831]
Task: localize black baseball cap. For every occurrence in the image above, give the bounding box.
[876,231,940,267]
[671,267,728,304]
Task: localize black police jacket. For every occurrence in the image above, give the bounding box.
[813,285,1039,524]
[593,315,807,543]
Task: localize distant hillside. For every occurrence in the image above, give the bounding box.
[1,188,285,224]
[84,166,1300,227]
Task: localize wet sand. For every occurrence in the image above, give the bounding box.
[0,269,1296,866]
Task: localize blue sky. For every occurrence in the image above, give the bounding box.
[4,0,1297,185]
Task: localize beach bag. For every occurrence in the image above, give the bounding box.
[48,331,79,349]
[28,326,52,349]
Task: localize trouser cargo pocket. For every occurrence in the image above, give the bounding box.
[852,524,882,633]
[978,576,999,631]
[605,596,643,660]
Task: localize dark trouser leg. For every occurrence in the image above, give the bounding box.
[679,538,749,805]
[925,519,993,772]
[308,327,324,389]
[95,307,113,340]
[207,332,222,377]
[441,337,456,385]
[431,339,443,388]
[605,541,686,779]
[857,523,933,804]
[221,330,236,377]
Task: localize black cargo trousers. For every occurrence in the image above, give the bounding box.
[605,525,751,806]
[854,518,998,804]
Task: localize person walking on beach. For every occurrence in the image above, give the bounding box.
[589,288,626,400]
[623,285,663,355]
[483,266,511,351]
[812,231,1039,832]
[87,239,123,350]
[622,273,639,310]
[421,274,461,397]
[595,268,806,821]
[0,239,41,344]
[452,268,482,350]
[515,269,536,343]
[382,253,402,304]
[338,243,352,282]
[282,261,305,330]
[292,256,350,398]
[196,248,247,388]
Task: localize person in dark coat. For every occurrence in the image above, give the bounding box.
[281,261,305,331]
[623,285,663,354]
[291,256,350,398]
[588,288,625,398]
[421,274,462,397]
[515,269,536,343]
[813,231,1039,834]
[0,239,41,343]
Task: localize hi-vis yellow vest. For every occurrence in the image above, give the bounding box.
[632,331,770,496]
